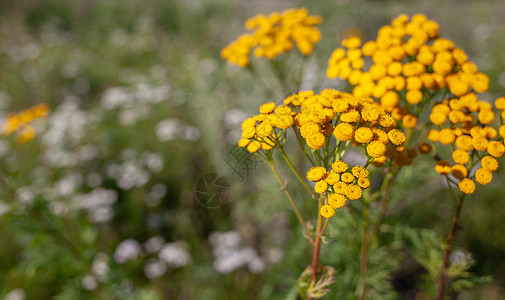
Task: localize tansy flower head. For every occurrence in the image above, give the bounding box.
[333,181,348,194]
[320,204,335,218]
[451,164,468,180]
[458,178,476,194]
[306,166,327,182]
[487,141,505,158]
[332,160,348,173]
[333,122,355,141]
[315,180,328,194]
[357,177,371,189]
[351,166,369,178]
[367,141,387,158]
[452,149,470,165]
[475,168,492,185]
[387,129,406,145]
[354,127,374,143]
[345,184,363,200]
[435,160,452,175]
[480,156,498,172]
[328,194,346,209]
[341,172,355,183]
[259,102,276,114]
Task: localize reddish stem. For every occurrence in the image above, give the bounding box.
[436,194,465,300]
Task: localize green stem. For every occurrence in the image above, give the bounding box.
[280,147,318,198]
[267,160,314,244]
[359,199,371,300]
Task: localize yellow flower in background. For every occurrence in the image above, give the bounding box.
[458,178,476,194]
[1,103,49,143]
[320,204,335,218]
[221,8,322,67]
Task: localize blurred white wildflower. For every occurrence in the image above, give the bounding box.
[0,200,10,217]
[146,183,166,207]
[81,275,98,291]
[5,288,25,300]
[158,241,191,268]
[144,236,165,254]
[92,253,110,282]
[141,152,164,173]
[155,118,200,142]
[101,87,134,109]
[208,231,265,274]
[86,172,103,188]
[72,188,117,223]
[114,239,141,264]
[450,250,473,267]
[117,161,151,190]
[144,259,167,279]
[15,187,34,207]
[55,173,83,197]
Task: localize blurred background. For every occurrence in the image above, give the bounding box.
[0,0,505,299]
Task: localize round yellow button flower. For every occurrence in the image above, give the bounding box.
[315,180,328,194]
[354,127,374,143]
[387,129,406,146]
[325,171,340,185]
[439,128,456,145]
[247,140,262,153]
[307,132,326,150]
[332,160,349,173]
[455,135,474,151]
[333,122,355,141]
[333,181,348,194]
[306,166,327,182]
[487,141,505,158]
[357,177,371,189]
[320,204,335,218]
[458,178,475,194]
[345,184,363,200]
[328,194,346,209]
[452,149,470,165]
[435,160,452,175]
[367,141,387,158]
[475,168,492,185]
[480,155,498,172]
[259,102,276,114]
[341,172,355,183]
[351,166,369,178]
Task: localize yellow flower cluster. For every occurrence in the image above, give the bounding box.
[285,89,406,166]
[221,8,322,67]
[238,102,295,153]
[310,162,371,218]
[1,103,49,143]
[326,14,489,114]
[428,95,505,194]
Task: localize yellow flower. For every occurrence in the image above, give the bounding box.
[320,204,335,218]
[452,149,470,165]
[380,91,399,108]
[332,160,349,173]
[481,156,498,172]
[328,194,346,209]
[475,168,492,185]
[379,113,396,128]
[333,122,355,141]
[451,164,468,180]
[238,138,251,148]
[367,141,387,158]
[372,156,387,167]
[345,184,362,200]
[259,102,276,114]
[256,122,273,138]
[438,128,456,145]
[458,178,475,194]
[406,90,423,104]
[487,141,505,158]
[435,160,451,175]
[247,140,262,153]
[455,135,474,151]
[341,172,355,183]
[306,132,326,150]
[351,166,369,178]
[306,166,327,182]
[325,171,340,185]
[354,127,374,143]
[477,109,494,125]
[357,177,370,189]
[315,180,328,194]
[333,181,348,194]
[387,129,406,145]
[494,96,505,110]
[340,109,361,123]
[402,114,417,129]
[472,137,489,152]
